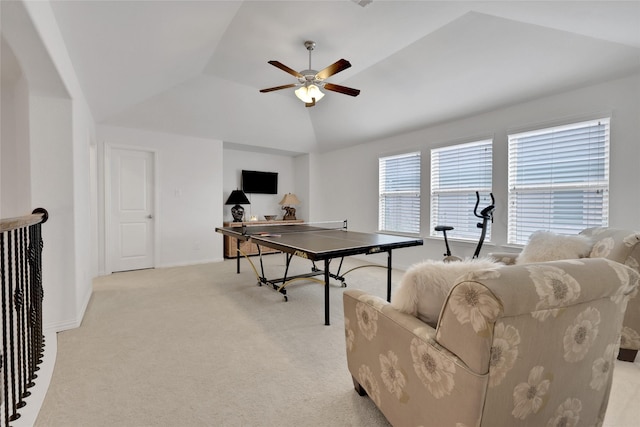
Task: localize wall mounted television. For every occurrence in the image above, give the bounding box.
[241,170,278,194]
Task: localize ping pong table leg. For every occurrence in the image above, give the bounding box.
[257,245,267,282]
[236,239,241,274]
[283,253,293,281]
[386,250,392,302]
[324,259,331,326]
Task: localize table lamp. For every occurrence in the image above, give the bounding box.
[279,193,300,220]
[225,190,250,222]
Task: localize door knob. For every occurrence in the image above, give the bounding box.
[147,215,153,219]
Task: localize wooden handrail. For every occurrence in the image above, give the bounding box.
[0,208,48,233]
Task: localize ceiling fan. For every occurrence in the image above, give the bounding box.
[259,40,360,107]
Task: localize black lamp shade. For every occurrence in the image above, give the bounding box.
[225,190,250,222]
[225,190,250,205]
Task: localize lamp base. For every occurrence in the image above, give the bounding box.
[282,206,297,221]
[231,205,245,222]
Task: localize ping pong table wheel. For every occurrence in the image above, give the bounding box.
[341,282,347,288]
[283,295,288,302]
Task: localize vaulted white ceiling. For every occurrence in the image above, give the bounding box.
[49,0,640,155]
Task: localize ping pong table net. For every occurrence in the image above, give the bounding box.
[239,220,348,236]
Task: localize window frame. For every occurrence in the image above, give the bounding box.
[378,151,421,235]
[507,117,610,245]
[429,139,493,241]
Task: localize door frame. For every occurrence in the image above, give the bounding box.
[104,143,159,274]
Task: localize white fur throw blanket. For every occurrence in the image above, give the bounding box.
[516,230,592,265]
[391,257,501,327]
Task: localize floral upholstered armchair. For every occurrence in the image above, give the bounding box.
[343,258,638,426]
[492,227,640,362]
[581,228,640,361]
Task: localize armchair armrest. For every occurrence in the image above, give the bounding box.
[343,289,488,426]
[344,289,435,337]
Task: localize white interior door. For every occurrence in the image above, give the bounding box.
[110,148,155,272]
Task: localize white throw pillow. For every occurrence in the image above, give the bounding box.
[516,231,592,265]
[391,257,501,327]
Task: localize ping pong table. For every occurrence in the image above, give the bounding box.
[215,221,423,325]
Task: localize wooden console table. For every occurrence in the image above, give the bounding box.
[222,219,304,258]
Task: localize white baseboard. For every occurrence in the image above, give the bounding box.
[44,306,88,333]
[352,253,412,272]
[44,318,79,333]
[158,257,223,268]
[77,283,93,326]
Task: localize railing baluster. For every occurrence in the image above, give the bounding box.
[24,227,35,390]
[30,222,44,366]
[17,228,30,407]
[1,233,10,426]
[0,209,47,427]
[7,229,20,422]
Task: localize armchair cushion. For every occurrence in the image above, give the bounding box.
[515,230,592,264]
[390,257,500,327]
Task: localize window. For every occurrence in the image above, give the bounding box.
[508,118,610,245]
[379,152,421,234]
[430,140,493,240]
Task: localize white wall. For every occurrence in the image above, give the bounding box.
[1,0,99,332]
[99,126,224,268]
[222,149,298,222]
[29,95,79,331]
[1,65,31,218]
[293,154,310,222]
[71,99,98,317]
[28,0,98,332]
[311,73,640,271]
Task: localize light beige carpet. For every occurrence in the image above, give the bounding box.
[34,255,640,426]
[35,255,396,426]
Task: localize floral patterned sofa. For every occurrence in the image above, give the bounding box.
[492,227,640,362]
[343,258,638,426]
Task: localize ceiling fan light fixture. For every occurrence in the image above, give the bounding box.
[295,84,324,104]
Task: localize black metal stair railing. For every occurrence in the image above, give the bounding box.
[0,208,48,427]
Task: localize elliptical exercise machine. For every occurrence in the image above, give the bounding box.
[434,192,495,262]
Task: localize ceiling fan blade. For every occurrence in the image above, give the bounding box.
[259,84,296,93]
[316,59,351,80]
[268,61,303,78]
[323,83,360,97]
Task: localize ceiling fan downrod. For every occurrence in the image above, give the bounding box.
[305,40,315,71]
[300,41,318,85]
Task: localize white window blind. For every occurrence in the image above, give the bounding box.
[430,140,493,240]
[379,152,421,234]
[508,118,610,245]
